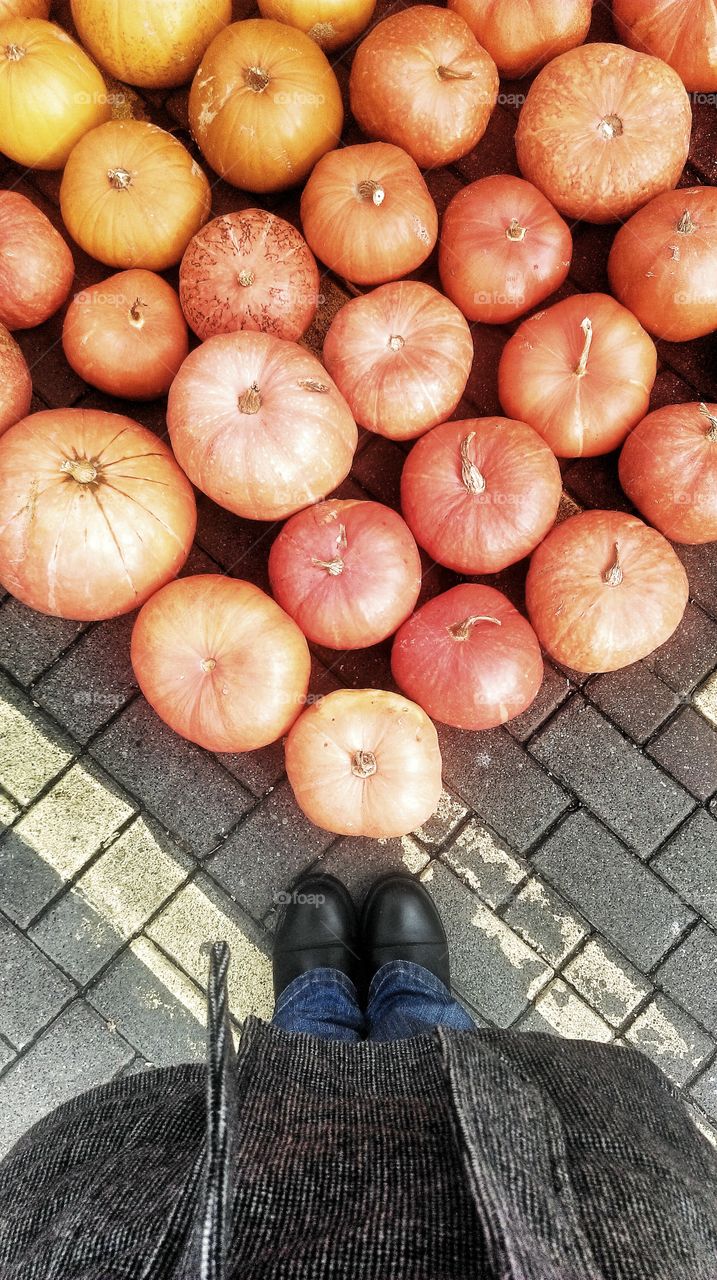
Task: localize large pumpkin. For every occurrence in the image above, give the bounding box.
[189,19,343,193]
[300,142,438,286]
[0,408,196,620]
[525,510,689,672]
[438,174,573,324]
[618,403,717,545]
[400,416,562,574]
[497,293,657,457]
[167,330,357,521]
[515,42,692,223]
[608,186,717,343]
[613,0,717,92]
[322,281,473,441]
[0,192,74,330]
[0,18,110,169]
[62,270,189,401]
[268,498,422,649]
[131,575,310,753]
[179,209,319,343]
[447,0,592,78]
[60,121,211,271]
[0,324,31,436]
[349,5,498,169]
[285,688,443,838]
[391,583,544,731]
[256,0,376,50]
[70,0,231,89]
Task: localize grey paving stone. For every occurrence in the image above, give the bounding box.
[648,603,717,693]
[0,1037,14,1074]
[208,779,335,920]
[690,1060,717,1124]
[0,597,85,685]
[658,925,717,1033]
[30,889,125,987]
[0,915,74,1049]
[0,790,19,832]
[518,979,613,1042]
[587,665,679,745]
[562,454,630,513]
[0,674,74,806]
[563,939,650,1029]
[34,615,138,744]
[530,697,694,857]
[419,862,551,1028]
[534,811,696,970]
[503,877,588,967]
[653,810,717,928]
[648,708,717,802]
[412,789,468,848]
[505,662,573,743]
[88,938,206,1067]
[89,699,253,857]
[217,741,286,799]
[624,994,714,1086]
[441,820,528,909]
[438,724,571,854]
[314,834,429,902]
[0,1000,133,1158]
[676,546,717,622]
[194,492,274,592]
[0,837,65,930]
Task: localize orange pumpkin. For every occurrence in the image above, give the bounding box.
[0,1,51,16]
[618,403,717,545]
[60,121,211,271]
[447,0,592,78]
[256,0,376,50]
[189,18,343,193]
[613,0,717,92]
[515,42,691,223]
[70,0,231,89]
[0,324,31,437]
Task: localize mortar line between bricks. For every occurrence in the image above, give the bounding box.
[684,1043,717,1093]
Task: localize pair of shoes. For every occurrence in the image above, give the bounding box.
[272,872,451,1001]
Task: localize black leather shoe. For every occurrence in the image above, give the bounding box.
[273,873,360,999]
[361,873,451,989]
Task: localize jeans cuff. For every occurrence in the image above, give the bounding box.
[368,959,453,1005]
[274,966,358,1017]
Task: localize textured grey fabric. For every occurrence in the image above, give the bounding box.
[0,944,716,1279]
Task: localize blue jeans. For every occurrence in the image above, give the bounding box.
[271,960,477,1042]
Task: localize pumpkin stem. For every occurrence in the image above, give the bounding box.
[597,113,623,139]
[238,382,262,414]
[298,378,329,393]
[128,298,146,329]
[388,334,405,351]
[357,179,385,207]
[460,431,486,495]
[61,458,98,485]
[506,218,527,242]
[676,209,696,234]
[107,168,132,191]
[244,65,269,92]
[4,44,25,61]
[575,317,593,377]
[201,658,217,673]
[307,21,335,45]
[449,614,502,641]
[437,64,476,80]
[311,521,347,575]
[351,749,377,778]
[699,402,717,441]
[238,269,255,287]
[602,542,624,587]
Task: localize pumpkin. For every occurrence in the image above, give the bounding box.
[0,192,74,330]
[256,0,376,50]
[131,575,310,753]
[300,142,438,286]
[179,208,319,343]
[62,269,189,401]
[167,330,357,521]
[515,42,692,223]
[60,121,211,271]
[349,5,498,169]
[0,1,51,17]
[497,292,657,458]
[0,324,31,436]
[70,0,231,90]
[447,0,592,78]
[400,416,562,575]
[322,281,472,441]
[613,0,717,93]
[0,408,196,620]
[438,174,572,324]
[607,186,717,343]
[0,18,110,170]
[618,402,717,545]
[525,509,689,672]
[268,499,422,649]
[189,18,343,193]
[284,688,443,838]
[391,583,543,731]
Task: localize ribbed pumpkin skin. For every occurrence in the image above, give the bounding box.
[619,403,717,545]
[0,325,32,437]
[257,0,376,50]
[70,0,232,89]
[448,0,592,77]
[0,192,74,330]
[613,0,717,92]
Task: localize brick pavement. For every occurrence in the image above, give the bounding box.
[0,0,716,1155]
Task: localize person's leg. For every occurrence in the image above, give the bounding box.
[361,874,478,1042]
[271,873,364,1043]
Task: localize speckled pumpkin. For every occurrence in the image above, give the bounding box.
[69,0,232,89]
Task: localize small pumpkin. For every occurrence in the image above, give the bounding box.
[70,0,231,89]
[0,324,32,436]
[0,191,74,330]
[618,402,717,545]
[613,0,717,93]
[447,0,592,78]
[256,0,376,50]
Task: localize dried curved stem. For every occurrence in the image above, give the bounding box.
[351,749,377,778]
[61,458,99,485]
[449,615,502,641]
[575,317,593,377]
[602,542,624,587]
[676,209,696,235]
[460,432,486,495]
[700,402,717,442]
[107,168,132,191]
[238,382,262,414]
[357,179,385,207]
[506,218,527,242]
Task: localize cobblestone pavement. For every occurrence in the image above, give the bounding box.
[1,0,716,1157]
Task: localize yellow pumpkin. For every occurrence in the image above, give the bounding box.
[70,0,232,90]
[256,0,376,50]
[0,19,110,169]
[60,121,212,271]
[0,1,51,17]
[189,19,343,193]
